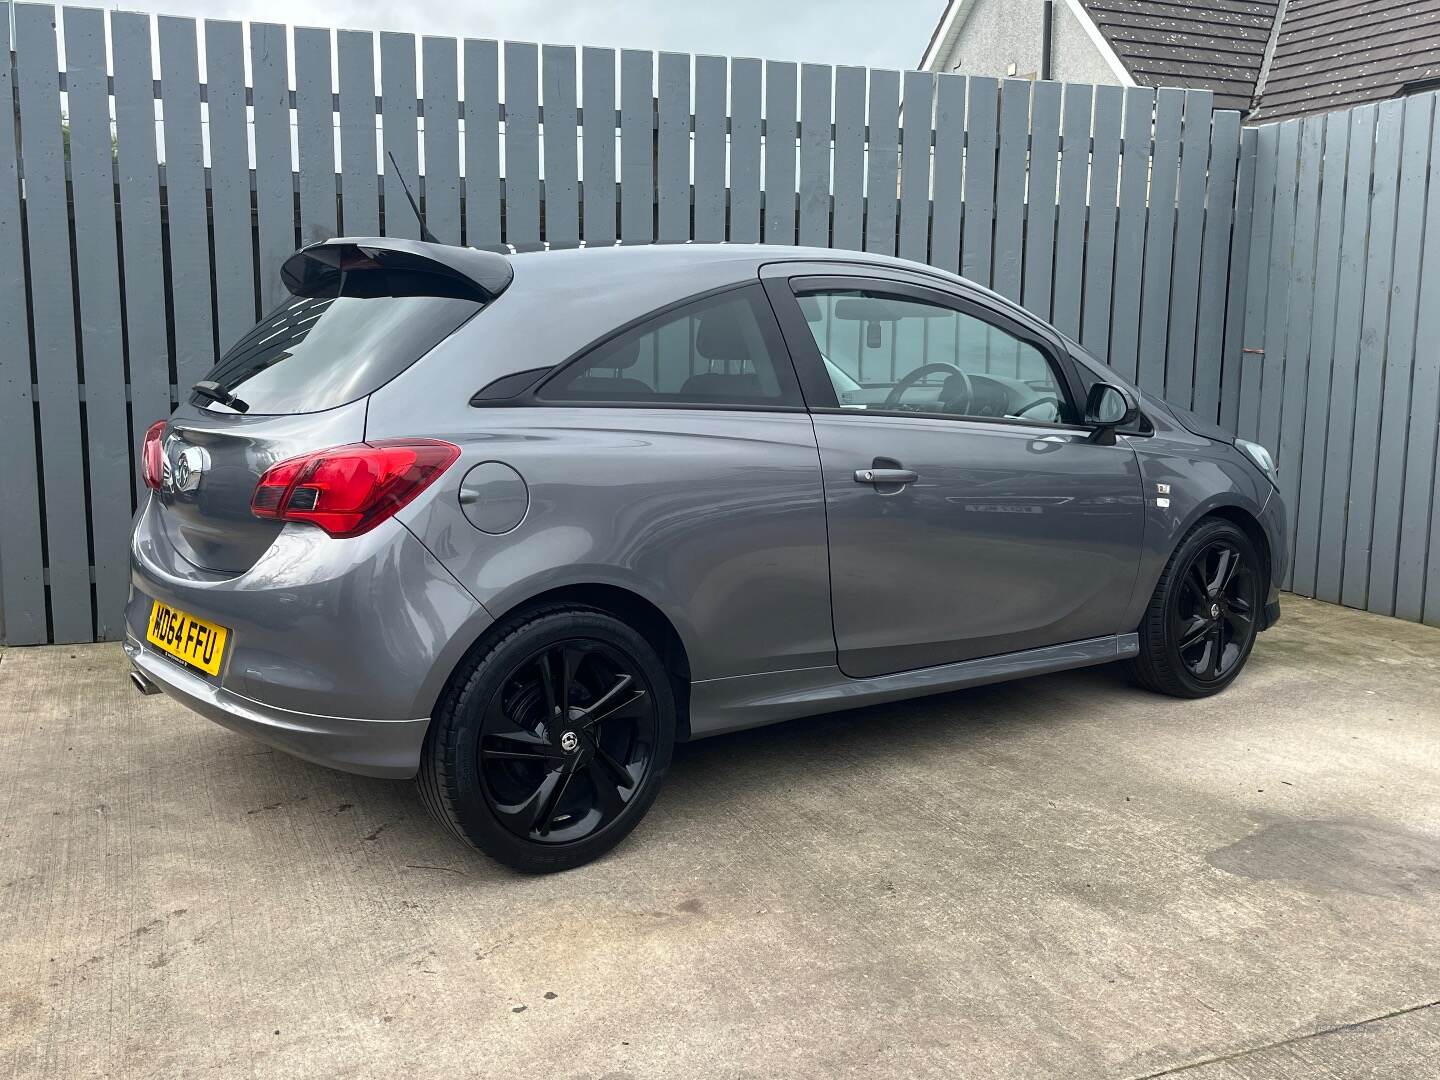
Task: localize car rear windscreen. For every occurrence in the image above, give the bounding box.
[195,291,481,415]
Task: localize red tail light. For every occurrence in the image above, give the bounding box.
[250,439,460,539]
[142,420,168,491]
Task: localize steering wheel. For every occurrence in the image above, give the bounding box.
[1010,396,1063,421]
[885,363,970,411]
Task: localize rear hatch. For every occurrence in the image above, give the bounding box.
[154,239,510,574]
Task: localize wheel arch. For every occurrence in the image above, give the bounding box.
[438,582,695,741]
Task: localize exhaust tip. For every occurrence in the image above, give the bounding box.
[129,669,161,696]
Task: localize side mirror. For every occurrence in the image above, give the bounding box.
[1084,382,1140,446]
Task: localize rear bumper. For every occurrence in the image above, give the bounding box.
[126,495,493,777]
[125,637,428,778]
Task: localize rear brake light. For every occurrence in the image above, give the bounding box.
[250,439,460,538]
[142,420,167,491]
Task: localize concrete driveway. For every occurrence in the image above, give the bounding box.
[3,595,1440,1079]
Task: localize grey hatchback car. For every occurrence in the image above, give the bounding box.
[126,239,1286,872]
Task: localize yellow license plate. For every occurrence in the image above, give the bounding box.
[146,600,229,676]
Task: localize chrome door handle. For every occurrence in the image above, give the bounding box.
[854,468,919,485]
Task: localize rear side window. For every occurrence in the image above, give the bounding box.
[538,286,802,407]
[197,292,481,415]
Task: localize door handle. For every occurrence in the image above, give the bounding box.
[854,468,919,485]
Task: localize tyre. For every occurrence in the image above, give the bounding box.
[1130,517,1264,699]
[419,604,675,872]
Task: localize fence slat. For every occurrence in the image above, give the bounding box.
[1052,83,1093,339]
[992,79,1029,303]
[693,56,727,243]
[961,77,998,286]
[1342,100,1404,610]
[252,22,294,310]
[465,40,502,246]
[296,27,338,245]
[765,61,799,244]
[423,37,462,244]
[0,8,44,643]
[113,10,171,504]
[1367,95,1433,614]
[800,64,834,248]
[502,42,540,245]
[70,7,134,639]
[898,70,934,263]
[929,74,965,274]
[1136,88,1184,396]
[205,21,258,353]
[1164,90,1213,409]
[1081,85,1123,361]
[542,45,580,246]
[1238,123,1279,442]
[581,47,618,245]
[158,15,216,391]
[1402,112,1440,622]
[16,5,90,642]
[1022,80,1061,323]
[864,68,900,255]
[1219,128,1258,433]
[1292,111,1351,597]
[729,59,762,243]
[1257,120,1302,458]
[657,52,691,243]
[381,33,422,240]
[832,66,868,253]
[1192,110,1240,423]
[338,31,380,237]
[1274,116,1323,591]
[619,50,654,243]
[1316,104,1379,605]
[1108,86,1155,382]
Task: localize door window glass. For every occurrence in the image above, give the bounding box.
[795,288,1074,423]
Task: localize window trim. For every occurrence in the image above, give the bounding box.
[506,281,808,411]
[765,273,1094,430]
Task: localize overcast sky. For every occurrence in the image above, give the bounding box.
[115,0,945,71]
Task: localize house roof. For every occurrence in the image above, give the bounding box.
[1248,0,1440,121]
[920,0,1440,122]
[1078,0,1282,112]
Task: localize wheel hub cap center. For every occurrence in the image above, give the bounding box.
[560,730,579,753]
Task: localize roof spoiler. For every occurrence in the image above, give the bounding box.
[280,237,514,303]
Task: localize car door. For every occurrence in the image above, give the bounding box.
[765,270,1145,678]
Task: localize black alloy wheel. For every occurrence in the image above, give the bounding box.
[1171,538,1257,684]
[419,604,676,873]
[1132,518,1264,698]
[479,640,658,844]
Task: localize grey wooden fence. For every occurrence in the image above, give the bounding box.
[1241,99,1440,626]
[0,2,1285,645]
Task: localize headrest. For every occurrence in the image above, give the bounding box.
[602,338,642,371]
[695,309,750,362]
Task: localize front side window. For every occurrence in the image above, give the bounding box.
[539,286,801,407]
[796,287,1074,424]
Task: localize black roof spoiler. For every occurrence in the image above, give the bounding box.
[280,237,514,303]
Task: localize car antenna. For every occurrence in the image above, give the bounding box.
[387,150,439,244]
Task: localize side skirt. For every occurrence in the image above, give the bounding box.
[688,633,1141,739]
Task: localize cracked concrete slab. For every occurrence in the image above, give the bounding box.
[2,596,1440,1078]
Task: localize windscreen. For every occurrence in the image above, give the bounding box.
[196,290,481,415]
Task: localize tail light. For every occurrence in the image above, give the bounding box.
[250,439,460,539]
[142,420,168,491]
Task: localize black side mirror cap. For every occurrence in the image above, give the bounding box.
[1084,382,1140,446]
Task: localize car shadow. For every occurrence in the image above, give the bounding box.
[196,662,1132,873]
